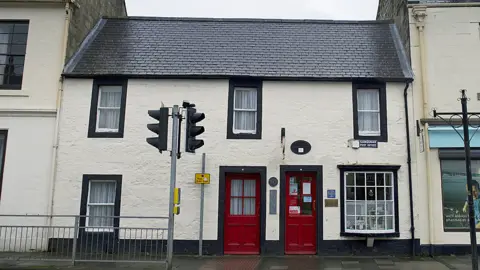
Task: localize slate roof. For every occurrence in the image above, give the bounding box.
[63,17,413,82]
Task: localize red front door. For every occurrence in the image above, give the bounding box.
[224,173,261,254]
[285,172,317,254]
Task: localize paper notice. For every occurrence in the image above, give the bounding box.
[303,182,311,195]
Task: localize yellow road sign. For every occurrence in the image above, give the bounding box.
[195,173,210,184]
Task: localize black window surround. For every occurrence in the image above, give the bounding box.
[226,78,263,140]
[0,20,29,90]
[0,130,8,199]
[352,82,388,142]
[79,174,122,234]
[338,164,400,237]
[88,78,128,138]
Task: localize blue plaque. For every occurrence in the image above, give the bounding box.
[327,189,336,199]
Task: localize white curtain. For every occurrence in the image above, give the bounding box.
[357,89,380,135]
[88,181,116,227]
[243,180,256,215]
[0,25,10,84]
[233,88,257,132]
[230,179,243,215]
[98,86,122,130]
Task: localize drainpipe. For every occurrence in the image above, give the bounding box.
[46,0,73,226]
[412,5,434,256]
[404,82,416,256]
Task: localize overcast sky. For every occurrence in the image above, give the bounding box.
[125,0,380,20]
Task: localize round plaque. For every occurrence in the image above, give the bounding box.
[268,177,278,187]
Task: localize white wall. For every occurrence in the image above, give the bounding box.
[409,5,480,246]
[0,3,65,231]
[55,78,413,242]
[0,4,65,109]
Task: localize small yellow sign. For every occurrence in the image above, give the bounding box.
[195,173,211,184]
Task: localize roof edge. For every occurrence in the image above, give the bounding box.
[99,15,395,25]
[63,18,107,74]
[389,24,414,80]
[60,73,413,83]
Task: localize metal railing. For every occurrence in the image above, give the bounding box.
[0,214,169,264]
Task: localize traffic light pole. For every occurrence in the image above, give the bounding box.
[166,105,180,270]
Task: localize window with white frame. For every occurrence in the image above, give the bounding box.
[96,86,122,132]
[357,89,381,136]
[233,87,257,134]
[86,180,116,231]
[344,171,395,234]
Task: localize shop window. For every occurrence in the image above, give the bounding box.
[339,165,400,237]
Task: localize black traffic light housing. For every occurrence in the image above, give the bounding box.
[185,107,205,153]
[146,107,169,152]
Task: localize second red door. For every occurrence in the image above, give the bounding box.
[285,172,317,254]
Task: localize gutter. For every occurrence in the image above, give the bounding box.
[408,2,480,8]
[0,0,79,7]
[46,0,73,226]
[404,82,416,257]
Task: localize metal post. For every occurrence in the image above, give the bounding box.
[461,91,478,270]
[166,105,179,270]
[71,216,79,266]
[199,153,206,256]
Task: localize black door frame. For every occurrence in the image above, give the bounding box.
[279,165,323,254]
[218,166,267,255]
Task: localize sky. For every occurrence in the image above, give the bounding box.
[125,0,380,21]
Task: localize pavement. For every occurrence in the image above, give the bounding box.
[0,255,476,270]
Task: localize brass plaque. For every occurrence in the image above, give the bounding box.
[325,199,339,207]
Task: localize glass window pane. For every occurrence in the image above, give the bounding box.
[99,87,122,107]
[13,65,23,76]
[11,34,27,44]
[346,216,355,230]
[357,89,379,110]
[230,198,242,215]
[89,181,116,203]
[386,201,394,215]
[356,216,366,230]
[301,199,312,215]
[355,201,366,216]
[6,75,22,86]
[385,173,392,186]
[376,187,385,200]
[346,202,355,215]
[234,111,256,131]
[13,24,28,34]
[356,173,365,186]
[366,173,375,186]
[346,173,354,186]
[376,173,385,186]
[234,87,257,110]
[358,111,380,134]
[243,198,255,215]
[243,180,255,197]
[366,187,376,200]
[12,56,24,65]
[0,24,13,34]
[386,216,394,230]
[9,44,26,55]
[230,179,242,197]
[346,187,355,200]
[355,187,365,200]
[386,187,393,200]
[367,216,377,230]
[98,109,120,130]
[377,201,386,215]
[88,205,114,227]
[377,216,386,230]
[367,201,376,215]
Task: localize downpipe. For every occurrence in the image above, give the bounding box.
[404,82,416,256]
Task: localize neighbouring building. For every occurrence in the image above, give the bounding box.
[378,0,480,255]
[55,17,416,256]
[0,0,126,221]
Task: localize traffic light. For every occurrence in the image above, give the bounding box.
[146,107,169,152]
[185,107,205,153]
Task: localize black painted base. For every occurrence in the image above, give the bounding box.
[48,238,480,257]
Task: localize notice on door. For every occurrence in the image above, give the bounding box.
[303,182,311,195]
[289,206,300,214]
[289,182,298,195]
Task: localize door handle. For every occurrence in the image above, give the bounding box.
[313,200,316,211]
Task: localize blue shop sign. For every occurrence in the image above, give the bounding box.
[428,126,480,148]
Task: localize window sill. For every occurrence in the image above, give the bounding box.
[0,90,29,97]
[227,132,262,140]
[340,232,399,238]
[88,131,124,138]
